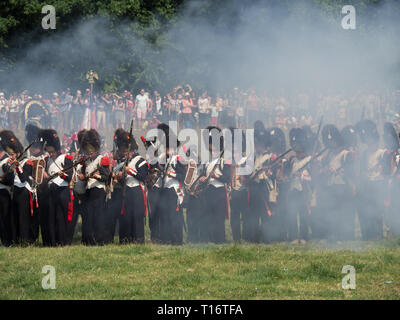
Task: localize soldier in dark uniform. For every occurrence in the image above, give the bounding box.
[230,129,249,242]
[43,129,75,246]
[200,126,231,244]
[112,128,149,244]
[157,123,186,245]
[78,129,111,245]
[25,124,49,246]
[246,122,272,243]
[184,145,205,243]
[285,128,312,244]
[316,125,356,242]
[266,127,289,242]
[355,120,394,240]
[382,122,400,236]
[71,130,88,244]
[141,135,163,243]
[1,130,36,245]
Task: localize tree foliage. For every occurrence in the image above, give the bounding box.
[0,0,398,94]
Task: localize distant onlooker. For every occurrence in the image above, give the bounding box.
[198,91,210,128]
[168,92,179,122]
[210,98,219,126]
[113,97,125,129]
[0,92,8,128]
[8,92,21,131]
[96,94,106,131]
[181,92,194,128]
[135,89,149,129]
[101,93,113,130]
[72,90,84,131]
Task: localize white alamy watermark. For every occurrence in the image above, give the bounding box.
[42,265,56,290]
[143,121,255,175]
[341,265,356,290]
[341,5,356,30]
[42,5,56,30]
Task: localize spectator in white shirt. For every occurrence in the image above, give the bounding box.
[135,89,150,129]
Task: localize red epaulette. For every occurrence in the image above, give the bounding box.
[65,154,74,160]
[26,160,33,166]
[100,156,110,167]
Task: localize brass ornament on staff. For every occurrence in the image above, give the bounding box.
[86,70,99,128]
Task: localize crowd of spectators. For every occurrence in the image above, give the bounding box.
[1,85,400,136]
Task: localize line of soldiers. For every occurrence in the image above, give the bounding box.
[230,119,400,244]
[0,118,399,247]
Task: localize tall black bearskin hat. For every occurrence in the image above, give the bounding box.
[77,129,87,146]
[302,125,316,154]
[383,122,399,151]
[268,127,286,154]
[253,121,270,150]
[114,128,137,153]
[322,124,343,149]
[203,125,224,152]
[356,119,379,144]
[25,123,41,144]
[341,125,358,148]
[38,129,61,153]
[0,130,24,155]
[81,129,101,154]
[289,127,308,153]
[157,123,180,149]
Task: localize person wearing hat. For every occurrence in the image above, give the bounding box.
[71,130,89,243]
[1,130,35,245]
[246,121,272,243]
[264,127,290,243]
[198,126,231,244]
[285,127,313,244]
[42,129,75,246]
[382,122,400,237]
[78,129,111,245]
[64,132,82,245]
[229,128,250,243]
[25,124,49,245]
[156,123,186,245]
[313,125,356,242]
[111,128,149,244]
[355,120,394,240]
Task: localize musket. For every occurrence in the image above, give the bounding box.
[121,119,134,197]
[294,147,328,174]
[47,155,88,181]
[6,139,38,171]
[311,116,323,155]
[249,148,293,182]
[188,149,224,197]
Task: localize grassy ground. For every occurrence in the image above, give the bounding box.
[1,235,400,300]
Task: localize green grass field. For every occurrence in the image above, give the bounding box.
[1,236,400,300]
